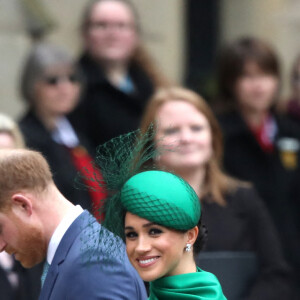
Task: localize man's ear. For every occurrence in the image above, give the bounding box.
[11,193,33,217]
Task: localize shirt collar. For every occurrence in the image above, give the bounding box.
[47,205,84,264]
[51,116,79,148]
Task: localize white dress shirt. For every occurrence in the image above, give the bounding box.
[51,116,79,148]
[47,205,84,264]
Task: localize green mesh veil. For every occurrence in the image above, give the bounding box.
[75,127,159,238]
[76,126,201,240]
[121,170,200,230]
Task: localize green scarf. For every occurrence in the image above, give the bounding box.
[149,267,227,300]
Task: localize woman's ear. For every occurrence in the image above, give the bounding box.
[187,225,199,246]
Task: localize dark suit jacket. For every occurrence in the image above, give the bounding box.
[39,211,147,300]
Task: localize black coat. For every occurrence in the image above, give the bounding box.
[0,266,15,300]
[69,53,155,148]
[217,110,300,276]
[0,261,42,300]
[202,186,293,299]
[19,110,94,211]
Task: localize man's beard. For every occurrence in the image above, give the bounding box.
[6,216,47,268]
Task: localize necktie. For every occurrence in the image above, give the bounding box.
[41,261,50,287]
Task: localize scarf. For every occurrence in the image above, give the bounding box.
[149,267,227,300]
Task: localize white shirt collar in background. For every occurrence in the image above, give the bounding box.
[51,116,79,148]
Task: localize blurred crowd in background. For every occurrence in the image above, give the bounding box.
[1,0,300,299]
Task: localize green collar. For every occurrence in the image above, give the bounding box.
[149,267,227,300]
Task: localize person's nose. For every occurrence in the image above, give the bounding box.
[56,78,75,89]
[252,75,265,89]
[135,236,151,254]
[56,79,78,96]
[179,128,193,143]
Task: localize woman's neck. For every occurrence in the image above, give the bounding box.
[175,167,205,198]
[170,253,197,277]
[101,61,129,87]
[34,108,59,131]
[239,106,269,129]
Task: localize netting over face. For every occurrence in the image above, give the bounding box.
[122,188,196,230]
[75,127,201,239]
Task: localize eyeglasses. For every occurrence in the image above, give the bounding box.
[41,74,80,86]
[87,21,135,32]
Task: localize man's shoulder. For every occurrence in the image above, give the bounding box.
[50,212,147,299]
[64,212,127,268]
[80,218,126,258]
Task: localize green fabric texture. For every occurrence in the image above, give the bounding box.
[121,170,201,230]
[149,267,227,300]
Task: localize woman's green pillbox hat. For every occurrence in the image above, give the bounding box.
[121,170,201,230]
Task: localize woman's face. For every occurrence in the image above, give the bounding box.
[0,132,15,149]
[33,65,80,117]
[155,100,213,173]
[125,212,188,282]
[84,0,138,63]
[234,61,279,113]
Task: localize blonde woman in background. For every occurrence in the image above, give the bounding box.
[0,113,24,149]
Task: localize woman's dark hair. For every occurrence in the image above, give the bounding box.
[217,37,280,106]
[174,216,207,255]
[193,216,208,254]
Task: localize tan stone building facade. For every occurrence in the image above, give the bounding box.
[0,0,299,117]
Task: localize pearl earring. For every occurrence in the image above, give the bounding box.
[185,243,192,252]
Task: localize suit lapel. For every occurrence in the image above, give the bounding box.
[39,211,94,300]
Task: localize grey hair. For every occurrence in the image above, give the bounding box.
[0,113,25,148]
[20,43,77,105]
[80,0,141,35]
